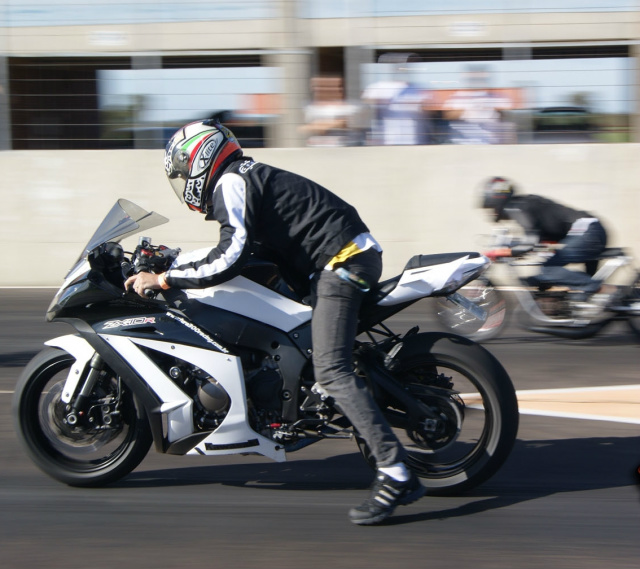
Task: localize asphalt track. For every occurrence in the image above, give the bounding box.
[1,289,639,569]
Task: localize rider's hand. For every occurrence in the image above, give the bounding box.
[124,272,163,297]
[485,248,512,261]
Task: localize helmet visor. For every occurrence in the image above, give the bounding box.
[168,175,186,203]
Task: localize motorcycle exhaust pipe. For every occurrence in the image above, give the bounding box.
[445,292,487,322]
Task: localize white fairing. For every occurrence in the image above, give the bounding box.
[44,333,285,461]
[101,334,286,461]
[46,334,97,404]
[185,275,312,332]
[377,255,490,306]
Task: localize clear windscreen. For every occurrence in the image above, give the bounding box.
[67,199,169,277]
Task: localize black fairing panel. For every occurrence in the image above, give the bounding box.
[176,298,312,421]
[47,271,169,323]
[91,311,229,353]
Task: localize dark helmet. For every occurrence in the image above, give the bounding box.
[164,119,242,213]
[481,176,515,220]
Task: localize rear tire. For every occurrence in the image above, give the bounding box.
[13,347,152,487]
[357,333,519,496]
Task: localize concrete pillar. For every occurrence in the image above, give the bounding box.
[263,0,311,148]
[0,0,11,151]
[264,50,311,148]
[131,54,162,149]
[631,44,640,143]
[503,45,534,144]
[0,56,11,150]
[344,46,375,101]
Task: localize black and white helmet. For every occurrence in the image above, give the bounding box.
[481,176,515,220]
[164,120,242,213]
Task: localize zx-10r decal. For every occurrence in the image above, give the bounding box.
[102,317,157,329]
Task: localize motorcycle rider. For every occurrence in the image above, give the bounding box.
[124,119,425,525]
[481,176,610,302]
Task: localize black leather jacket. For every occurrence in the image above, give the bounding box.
[165,158,369,290]
[502,194,595,244]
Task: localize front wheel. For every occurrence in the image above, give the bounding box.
[357,333,519,496]
[625,273,640,337]
[13,347,152,487]
[434,278,509,342]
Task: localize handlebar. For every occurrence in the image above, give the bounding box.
[129,241,181,276]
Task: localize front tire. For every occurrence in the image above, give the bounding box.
[357,333,519,496]
[13,347,152,487]
[625,273,640,337]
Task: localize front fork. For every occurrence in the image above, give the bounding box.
[65,353,104,426]
[47,334,118,429]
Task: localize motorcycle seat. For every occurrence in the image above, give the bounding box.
[370,252,482,302]
[372,276,401,300]
[404,252,482,270]
[597,247,626,259]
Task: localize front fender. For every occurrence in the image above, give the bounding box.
[45,334,96,404]
[46,332,166,453]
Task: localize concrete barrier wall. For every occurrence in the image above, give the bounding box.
[2,144,639,287]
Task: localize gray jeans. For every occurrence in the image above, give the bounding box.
[310,248,406,468]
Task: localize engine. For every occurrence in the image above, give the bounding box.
[164,364,231,431]
[243,355,286,433]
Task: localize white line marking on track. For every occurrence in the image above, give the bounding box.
[516,408,640,425]
[464,384,640,424]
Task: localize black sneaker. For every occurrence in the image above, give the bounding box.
[349,470,426,525]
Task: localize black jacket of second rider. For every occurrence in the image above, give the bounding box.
[163,158,369,290]
[502,194,595,245]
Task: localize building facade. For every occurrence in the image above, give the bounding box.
[0,0,638,149]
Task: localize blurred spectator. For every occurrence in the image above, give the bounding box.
[443,65,513,144]
[378,84,432,145]
[302,76,366,146]
[362,53,432,145]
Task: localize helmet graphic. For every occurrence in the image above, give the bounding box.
[164,120,242,213]
[481,176,515,220]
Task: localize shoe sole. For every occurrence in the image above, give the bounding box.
[349,484,427,526]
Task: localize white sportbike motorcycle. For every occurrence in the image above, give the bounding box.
[13,200,518,495]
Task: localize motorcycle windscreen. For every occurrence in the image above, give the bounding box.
[67,199,169,277]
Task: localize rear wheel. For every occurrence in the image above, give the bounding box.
[357,333,519,495]
[434,278,508,342]
[13,347,152,487]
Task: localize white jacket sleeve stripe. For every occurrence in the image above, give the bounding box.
[169,174,248,281]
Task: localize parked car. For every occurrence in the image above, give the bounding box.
[532,106,595,142]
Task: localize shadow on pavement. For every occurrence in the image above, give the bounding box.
[387,434,640,525]
[118,435,640,501]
